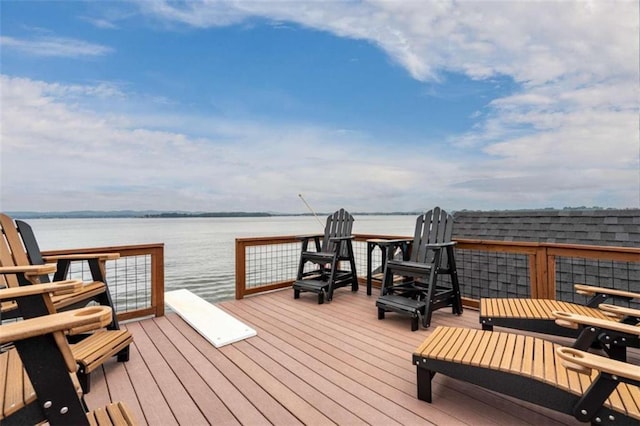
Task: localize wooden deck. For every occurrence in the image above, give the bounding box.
[85,288,591,425]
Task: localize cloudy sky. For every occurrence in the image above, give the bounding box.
[1,1,638,214]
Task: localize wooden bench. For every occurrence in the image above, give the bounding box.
[479,284,640,339]
[480,298,625,337]
[414,325,640,423]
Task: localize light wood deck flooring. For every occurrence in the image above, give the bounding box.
[85,288,598,425]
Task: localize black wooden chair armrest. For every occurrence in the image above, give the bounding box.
[374,238,413,246]
[328,235,355,241]
[295,234,323,241]
[424,241,457,248]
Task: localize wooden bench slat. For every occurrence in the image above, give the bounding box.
[432,326,457,359]
[470,332,492,367]
[509,333,525,372]
[499,333,516,372]
[449,327,472,362]
[489,332,507,369]
[542,340,556,384]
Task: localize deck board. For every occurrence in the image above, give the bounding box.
[85,288,587,425]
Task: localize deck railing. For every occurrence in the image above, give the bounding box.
[236,235,640,308]
[42,243,165,321]
[41,237,639,320]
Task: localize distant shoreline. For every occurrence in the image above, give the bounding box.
[7,211,419,219]
[6,206,617,220]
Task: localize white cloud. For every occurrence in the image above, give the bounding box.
[0,75,457,212]
[80,16,119,29]
[1,73,636,213]
[2,1,639,211]
[0,35,113,57]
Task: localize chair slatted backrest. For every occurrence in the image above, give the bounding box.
[0,214,56,319]
[410,207,453,264]
[0,214,33,291]
[322,208,354,256]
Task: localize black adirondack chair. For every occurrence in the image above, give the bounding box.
[375,207,462,330]
[293,208,358,304]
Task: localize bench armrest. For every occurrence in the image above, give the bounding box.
[557,347,640,381]
[598,303,640,319]
[552,310,640,336]
[574,284,640,300]
[0,305,113,344]
[0,281,83,301]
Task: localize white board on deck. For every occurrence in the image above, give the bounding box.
[165,289,256,348]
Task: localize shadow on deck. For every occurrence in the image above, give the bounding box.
[86,288,586,425]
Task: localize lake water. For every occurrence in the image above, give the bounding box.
[26,215,415,303]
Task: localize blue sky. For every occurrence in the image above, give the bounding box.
[1,1,639,214]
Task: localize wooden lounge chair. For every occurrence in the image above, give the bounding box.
[0,290,136,425]
[0,252,133,393]
[376,207,463,330]
[293,208,358,304]
[480,285,640,338]
[413,317,640,424]
[1,214,120,331]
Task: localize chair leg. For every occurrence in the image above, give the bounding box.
[117,346,130,362]
[294,289,300,299]
[416,366,434,403]
[79,372,90,394]
[411,316,419,331]
[318,290,325,305]
[378,307,385,320]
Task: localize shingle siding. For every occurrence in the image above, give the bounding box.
[451,209,640,307]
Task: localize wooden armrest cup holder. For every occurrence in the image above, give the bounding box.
[557,346,640,382]
[552,309,640,336]
[574,284,640,300]
[557,347,592,375]
[553,311,579,329]
[598,303,640,319]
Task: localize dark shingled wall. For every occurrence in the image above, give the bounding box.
[450,209,640,307]
[453,209,640,247]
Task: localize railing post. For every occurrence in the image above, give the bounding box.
[151,245,165,317]
[546,249,556,300]
[530,246,551,299]
[235,239,246,299]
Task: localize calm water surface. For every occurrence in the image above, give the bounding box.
[28,216,415,303]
